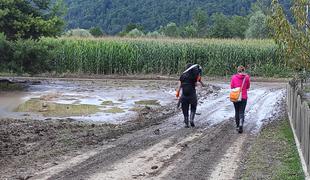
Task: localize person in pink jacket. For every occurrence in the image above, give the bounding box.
[230,65,250,133]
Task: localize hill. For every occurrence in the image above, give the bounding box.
[64,0,257,34]
[63,0,292,35]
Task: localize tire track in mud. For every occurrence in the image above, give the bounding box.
[32,83,286,180]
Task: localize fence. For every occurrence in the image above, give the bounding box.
[287,80,310,175]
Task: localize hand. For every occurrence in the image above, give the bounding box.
[199,80,206,87]
[176,90,180,98]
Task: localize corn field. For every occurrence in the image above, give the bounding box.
[41,37,289,76]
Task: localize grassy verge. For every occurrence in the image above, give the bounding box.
[241,118,304,180]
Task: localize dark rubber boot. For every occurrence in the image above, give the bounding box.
[236,119,239,129]
[190,113,195,127]
[238,126,243,134]
[238,118,244,133]
[184,117,189,128]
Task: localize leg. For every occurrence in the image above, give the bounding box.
[239,100,247,127]
[233,102,240,128]
[181,97,190,128]
[189,96,198,127]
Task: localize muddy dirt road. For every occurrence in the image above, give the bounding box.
[0,79,286,180]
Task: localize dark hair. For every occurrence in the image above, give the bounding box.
[237,65,245,73]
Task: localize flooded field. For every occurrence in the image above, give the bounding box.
[0,79,177,123]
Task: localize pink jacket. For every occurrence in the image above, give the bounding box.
[230,73,250,100]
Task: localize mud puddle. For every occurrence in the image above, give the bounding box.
[0,79,177,123]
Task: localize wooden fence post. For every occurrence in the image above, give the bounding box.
[294,90,298,129]
[302,102,307,155]
[305,105,310,167]
[297,95,302,141]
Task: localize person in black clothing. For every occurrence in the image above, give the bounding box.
[176,63,205,128]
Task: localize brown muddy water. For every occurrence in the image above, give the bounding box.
[0,79,177,123]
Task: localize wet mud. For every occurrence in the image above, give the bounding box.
[0,78,286,179]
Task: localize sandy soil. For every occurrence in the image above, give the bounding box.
[0,78,286,180]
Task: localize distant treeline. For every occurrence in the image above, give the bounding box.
[63,0,292,35]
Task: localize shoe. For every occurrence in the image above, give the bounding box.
[238,126,243,134]
[236,126,239,132]
[190,121,195,127]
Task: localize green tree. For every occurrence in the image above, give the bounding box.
[161,22,180,37]
[251,0,272,14]
[127,28,144,37]
[119,23,144,36]
[229,16,249,38]
[193,8,208,37]
[209,13,232,38]
[180,25,198,38]
[0,33,11,71]
[89,27,104,37]
[245,11,270,39]
[0,0,65,40]
[270,0,310,70]
[146,31,164,38]
[65,29,93,37]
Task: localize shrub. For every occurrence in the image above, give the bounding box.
[65,29,93,38]
[0,33,12,72]
[89,27,104,37]
[127,28,145,38]
[10,39,53,74]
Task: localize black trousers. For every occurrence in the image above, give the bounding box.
[233,99,247,127]
[181,94,197,121]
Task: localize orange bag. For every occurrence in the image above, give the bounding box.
[230,77,246,102]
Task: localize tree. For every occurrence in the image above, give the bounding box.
[127,28,144,37]
[65,29,93,38]
[161,22,180,37]
[229,16,249,38]
[181,25,198,38]
[270,0,310,71]
[251,0,272,14]
[245,11,270,39]
[0,33,11,70]
[209,13,232,38]
[89,27,104,37]
[0,0,65,40]
[119,23,144,36]
[146,31,165,38]
[193,8,208,37]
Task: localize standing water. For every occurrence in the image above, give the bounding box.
[0,79,176,123]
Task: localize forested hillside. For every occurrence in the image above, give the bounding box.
[64,0,292,35]
[64,0,258,34]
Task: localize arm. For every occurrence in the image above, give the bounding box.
[197,75,206,87]
[230,76,234,89]
[247,76,250,90]
[199,79,206,87]
[176,81,181,98]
